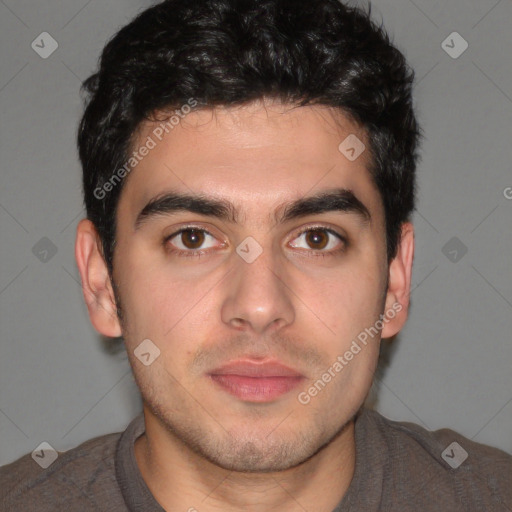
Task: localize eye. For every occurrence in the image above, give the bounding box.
[164,225,346,259]
[289,227,346,255]
[165,227,220,255]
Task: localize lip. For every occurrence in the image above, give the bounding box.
[208,360,305,402]
[210,360,304,378]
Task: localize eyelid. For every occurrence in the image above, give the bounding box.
[291,224,347,241]
[164,224,224,248]
[164,223,346,241]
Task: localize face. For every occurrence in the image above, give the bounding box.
[80,100,409,473]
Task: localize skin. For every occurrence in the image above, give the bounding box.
[76,99,414,512]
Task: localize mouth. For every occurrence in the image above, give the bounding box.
[208,359,305,403]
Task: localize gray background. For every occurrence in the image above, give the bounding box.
[1,0,511,466]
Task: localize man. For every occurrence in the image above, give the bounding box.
[1,0,510,510]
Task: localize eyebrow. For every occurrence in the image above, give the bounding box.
[134,187,372,230]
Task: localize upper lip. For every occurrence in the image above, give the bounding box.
[209,360,304,378]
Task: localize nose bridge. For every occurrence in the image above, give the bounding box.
[220,236,295,333]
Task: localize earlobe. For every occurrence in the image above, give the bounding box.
[380,222,415,339]
[75,219,122,338]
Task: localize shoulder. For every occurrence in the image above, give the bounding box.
[360,408,512,510]
[0,430,124,511]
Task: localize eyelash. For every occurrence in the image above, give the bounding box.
[163,225,348,259]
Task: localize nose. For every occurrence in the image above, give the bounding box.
[220,241,295,335]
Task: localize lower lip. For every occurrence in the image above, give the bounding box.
[209,374,304,402]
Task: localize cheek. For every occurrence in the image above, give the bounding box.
[116,251,221,343]
[309,258,384,341]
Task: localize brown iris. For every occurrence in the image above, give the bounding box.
[304,229,329,250]
[180,229,206,249]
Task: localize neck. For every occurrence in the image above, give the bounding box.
[134,407,357,512]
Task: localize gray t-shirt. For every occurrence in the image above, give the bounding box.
[1,408,511,511]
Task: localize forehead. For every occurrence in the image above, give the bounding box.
[117,101,384,227]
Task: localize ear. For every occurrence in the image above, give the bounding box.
[75,219,122,338]
[380,222,414,339]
